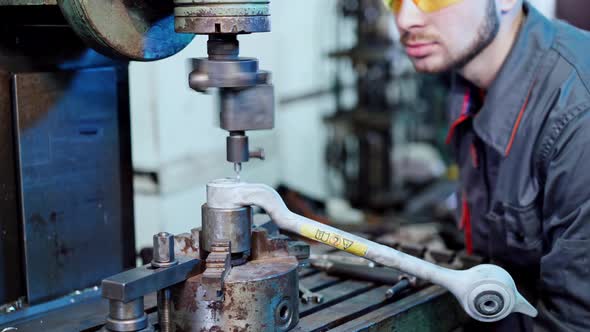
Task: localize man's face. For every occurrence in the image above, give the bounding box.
[393,0,500,73]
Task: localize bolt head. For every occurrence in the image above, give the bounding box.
[152,232,177,268]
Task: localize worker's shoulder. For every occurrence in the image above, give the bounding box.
[530,21,590,166]
[548,19,590,97]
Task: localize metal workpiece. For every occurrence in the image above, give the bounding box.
[105,298,148,332]
[58,0,194,61]
[173,256,299,332]
[152,233,178,268]
[201,204,253,255]
[101,256,201,303]
[205,179,539,323]
[173,0,271,34]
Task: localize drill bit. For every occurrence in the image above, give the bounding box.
[234,162,242,181]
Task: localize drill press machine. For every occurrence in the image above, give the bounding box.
[100,3,307,331]
[181,1,274,177]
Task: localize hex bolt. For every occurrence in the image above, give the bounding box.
[475,291,505,316]
[152,232,178,268]
[151,232,178,332]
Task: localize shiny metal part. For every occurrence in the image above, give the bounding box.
[226,132,250,163]
[173,0,271,34]
[190,57,264,91]
[201,204,252,255]
[101,256,200,303]
[152,233,178,268]
[233,162,243,180]
[105,298,148,332]
[173,256,299,332]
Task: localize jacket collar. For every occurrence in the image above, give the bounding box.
[449,2,555,156]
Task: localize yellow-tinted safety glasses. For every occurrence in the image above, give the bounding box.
[383,0,463,13]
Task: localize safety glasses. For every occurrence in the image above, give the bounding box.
[383,0,464,13]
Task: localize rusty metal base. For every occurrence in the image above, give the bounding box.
[173,256,299,332]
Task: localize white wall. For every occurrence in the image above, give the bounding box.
[130,0,350,250]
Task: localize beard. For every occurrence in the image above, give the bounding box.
[401,0,500,73]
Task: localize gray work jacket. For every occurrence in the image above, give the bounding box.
[447,3,590,331]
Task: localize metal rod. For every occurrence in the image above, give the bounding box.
[158,289,173,332]
[385,279,411,299]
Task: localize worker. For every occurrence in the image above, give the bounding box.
[384,0,590,331]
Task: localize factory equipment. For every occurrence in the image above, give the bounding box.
[325,0,399,210]
[325,0,451,212]
[0,1,537,331]
[180,0,274,176]
[0,0,150,311]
